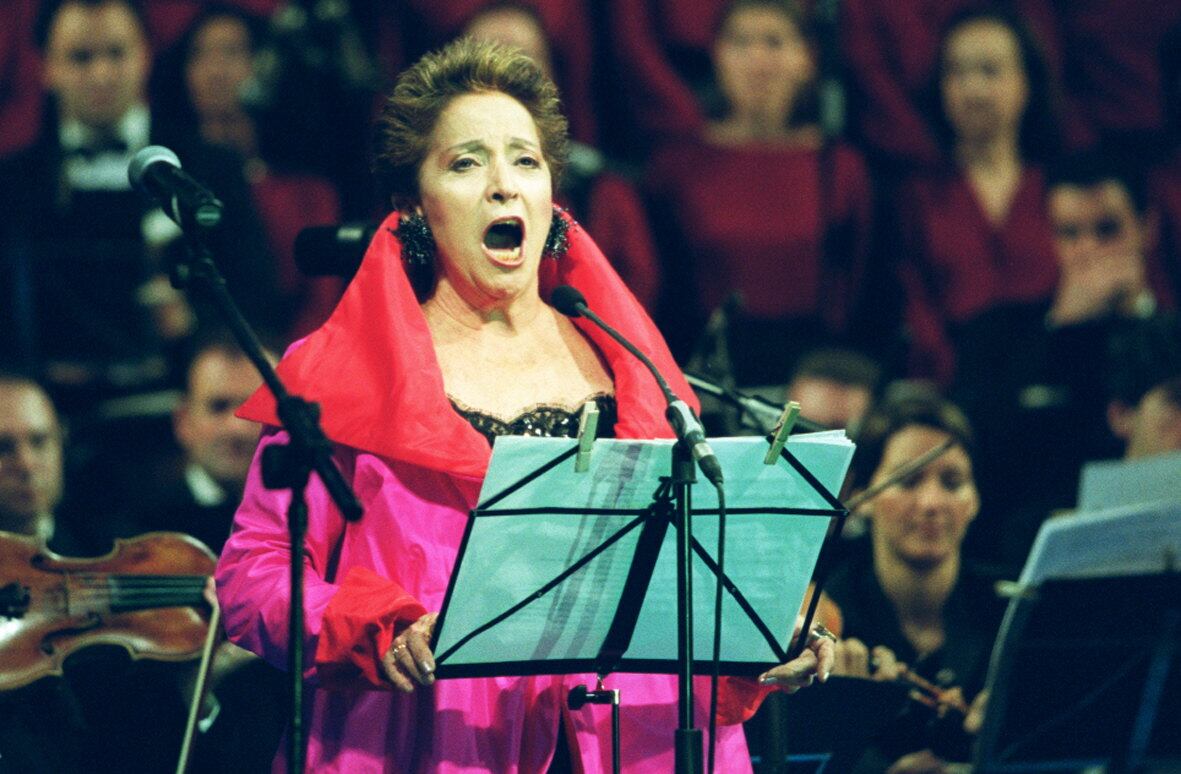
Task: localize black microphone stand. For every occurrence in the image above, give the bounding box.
[670,440,703,774]
[562,295,714,774]
[168,218,363,774]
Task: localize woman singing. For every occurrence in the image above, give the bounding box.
[215,38,831,772]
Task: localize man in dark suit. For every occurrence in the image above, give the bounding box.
[0,370,201,773]
[111,336,288,773]
[953,151,1174,570]
[128,335,263,554]
[0,0,278,417]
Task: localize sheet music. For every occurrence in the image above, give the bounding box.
[1018,501,1181,586]
[433,433,854,670]
[1077,450,1181,511]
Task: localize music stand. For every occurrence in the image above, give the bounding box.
[974,503,1181,772]
[429,434,852,680]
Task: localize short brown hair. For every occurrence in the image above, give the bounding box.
[375,37,569,208]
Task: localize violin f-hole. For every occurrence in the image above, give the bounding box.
[1,581,31,618]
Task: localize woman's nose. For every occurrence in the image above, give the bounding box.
[486,159,519,203]
[915,478,950,510]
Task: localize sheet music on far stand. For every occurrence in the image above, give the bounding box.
[430,433,854,678]
[975,501,1181,772]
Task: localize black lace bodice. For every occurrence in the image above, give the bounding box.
[450,393,617,446]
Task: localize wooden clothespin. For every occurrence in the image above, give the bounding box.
[763,401,801,465]
[575,400,600,473]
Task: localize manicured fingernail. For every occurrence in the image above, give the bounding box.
[759,675,773,684]
[821,669,831,683]
[420,660,434,674]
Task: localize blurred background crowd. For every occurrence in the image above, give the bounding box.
[1,0,1180,771]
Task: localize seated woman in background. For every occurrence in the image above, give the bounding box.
[214,37,833,772]
[155,4,345,341]
[895,8,1062,384]
[826,391,1006,771]
[645,0,872,385]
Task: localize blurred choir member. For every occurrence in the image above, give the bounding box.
[402,0,600,147]
[646,0,871,385]
[839,0,981,172]
[895,8,1061,385]
[154,4,344,340]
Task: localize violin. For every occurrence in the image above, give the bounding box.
[0,530,215,691]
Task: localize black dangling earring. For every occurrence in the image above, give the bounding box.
[543,205,571,260]
[396,211,436,267]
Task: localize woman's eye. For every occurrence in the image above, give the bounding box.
[450,157,476,172]
[941,472,966,491]
[517,156,540,168]
[899,474,922,490]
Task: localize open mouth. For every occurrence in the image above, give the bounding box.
[482,217,525,265]
[484,218,524,249]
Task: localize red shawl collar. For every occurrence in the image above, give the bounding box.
[237,209,697,478]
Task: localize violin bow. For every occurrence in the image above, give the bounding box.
[844,437,957,512]
[175,602,221,774]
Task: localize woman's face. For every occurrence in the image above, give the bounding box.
[713,6,813,121]
[186,17,253,120]
[941,20,1028,145]
[417,91,553,307]
[868,425,979,570]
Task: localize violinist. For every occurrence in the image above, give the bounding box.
[825,390,1006,773]
[0,371,88,771]
[0,372,195,773]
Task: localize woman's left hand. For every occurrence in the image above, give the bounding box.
[382,613,439,693]
[756,616,837,692]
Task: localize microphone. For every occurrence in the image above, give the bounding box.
[128,146,223,230]
[293,222,378,278]
[684,372,829,434]
[551,285,724,487]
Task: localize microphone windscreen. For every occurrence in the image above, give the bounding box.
[550,285,587,317]
[294,223,376,278]
[128,145,181,189]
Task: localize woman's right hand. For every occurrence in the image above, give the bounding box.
[381,612,438,692]
[832,637,908,681]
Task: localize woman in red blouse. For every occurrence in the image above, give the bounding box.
[646,0,872,387]
[895,8,1062,384]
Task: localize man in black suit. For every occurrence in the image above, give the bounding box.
[0,0,277,416]
[131,335,263,554]
[112,336,288,773]
[953,152,1174,570]
[0,370,200,773]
